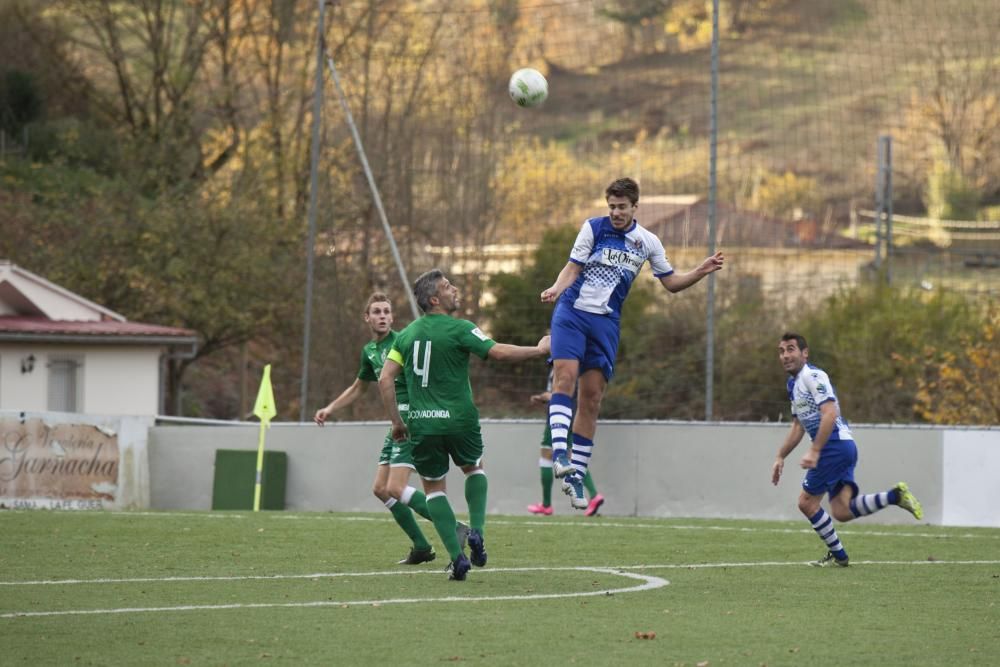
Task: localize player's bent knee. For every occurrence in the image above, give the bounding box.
[830,507,854,522]
[797,497,820,516]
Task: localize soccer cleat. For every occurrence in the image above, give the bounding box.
[552,452,574,479]
[467,529,488,567]
[398,546,436,565]
[894,481,924,520]
[446,554,471,581]
[585,493,605,517]
[810,550,849,568]
[562,475,588,510]
[527,503,553,515]
[455,521,471,551]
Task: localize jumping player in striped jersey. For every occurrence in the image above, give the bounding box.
[540,177,724,510]
[772,332,924,567]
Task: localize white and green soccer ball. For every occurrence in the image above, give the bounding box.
[508,68,548,108]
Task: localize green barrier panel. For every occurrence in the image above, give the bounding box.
[211,449,287,510]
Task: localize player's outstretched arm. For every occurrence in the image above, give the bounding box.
[314,378,367,425]
[541,262,582,303]
[488,335,551,363]
[659,251,725,293]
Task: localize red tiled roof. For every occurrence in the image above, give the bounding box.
[0,316,197,341]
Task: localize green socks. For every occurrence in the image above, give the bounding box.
[402,486,433,522]
[387,499,431,550]
[464,471,488,534]
[426,494,462,560]
[541,463,553,507]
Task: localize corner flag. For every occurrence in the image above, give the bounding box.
[252,364,277,511]
[253,364,277,427]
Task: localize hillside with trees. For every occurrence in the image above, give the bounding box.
[2,0,998,423]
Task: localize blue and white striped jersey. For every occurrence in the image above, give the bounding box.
[787,363,853,442]
[559,216,674,319]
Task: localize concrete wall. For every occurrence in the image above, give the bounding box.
[148,420,997,527]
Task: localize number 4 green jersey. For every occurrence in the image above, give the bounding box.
[387,314,496,435]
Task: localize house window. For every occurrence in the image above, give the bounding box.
[48,358,82,412]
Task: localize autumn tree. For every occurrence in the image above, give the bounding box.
[904,308,1000,425]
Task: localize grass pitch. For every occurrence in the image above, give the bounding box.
[2,510,998,666]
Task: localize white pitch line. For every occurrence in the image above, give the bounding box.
[60,510,1000,540]
[4,559,998,588]
[0,567,668,619]
[618,559,1000,570]
[310,515,1000,541]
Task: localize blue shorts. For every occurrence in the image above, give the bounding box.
[802,439,859,499]
[550,303,620,381]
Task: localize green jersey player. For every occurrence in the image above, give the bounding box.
[314,292,467,566]
[379,269,550,581]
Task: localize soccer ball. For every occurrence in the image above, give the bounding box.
[508,68,548,108]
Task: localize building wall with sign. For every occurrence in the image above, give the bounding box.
[0,410,152,510]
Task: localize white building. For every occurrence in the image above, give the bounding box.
[0,261,197,416]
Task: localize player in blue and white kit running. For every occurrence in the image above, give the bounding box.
[772,333,924,567]
[540,177,725,509]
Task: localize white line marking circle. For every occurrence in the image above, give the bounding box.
[0,566,670,619]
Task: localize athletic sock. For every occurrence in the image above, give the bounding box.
[540,458,553,507]
[570,433,594,478]
[850,490,892,518]
[809,508,848,559]
[548,393,574,459]
[385,497,431,550]
[583,469,597,497]
[400,485,432,521]
[465,470,488,534]
[426,492,461,560]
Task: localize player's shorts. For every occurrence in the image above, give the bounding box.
[377,405,415,468]
[801,439,859,498]
[410,426,484,480]
[550,303,620,381]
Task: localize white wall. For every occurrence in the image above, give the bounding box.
[942,430,1000,528]
[0,344,162,415]
[81,347,161,415]
[147,420,998,528]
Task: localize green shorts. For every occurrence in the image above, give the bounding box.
[410,426,484,480]
[377,405,415,468]
[378,432,415,468]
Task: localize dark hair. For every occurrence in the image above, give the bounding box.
[364,292,391,315]
[605,177,640,205]
[780,332,808,351]
[413,269,445,313]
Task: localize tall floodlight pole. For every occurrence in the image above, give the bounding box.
[300,0,327,422]
[704,0,720,421]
